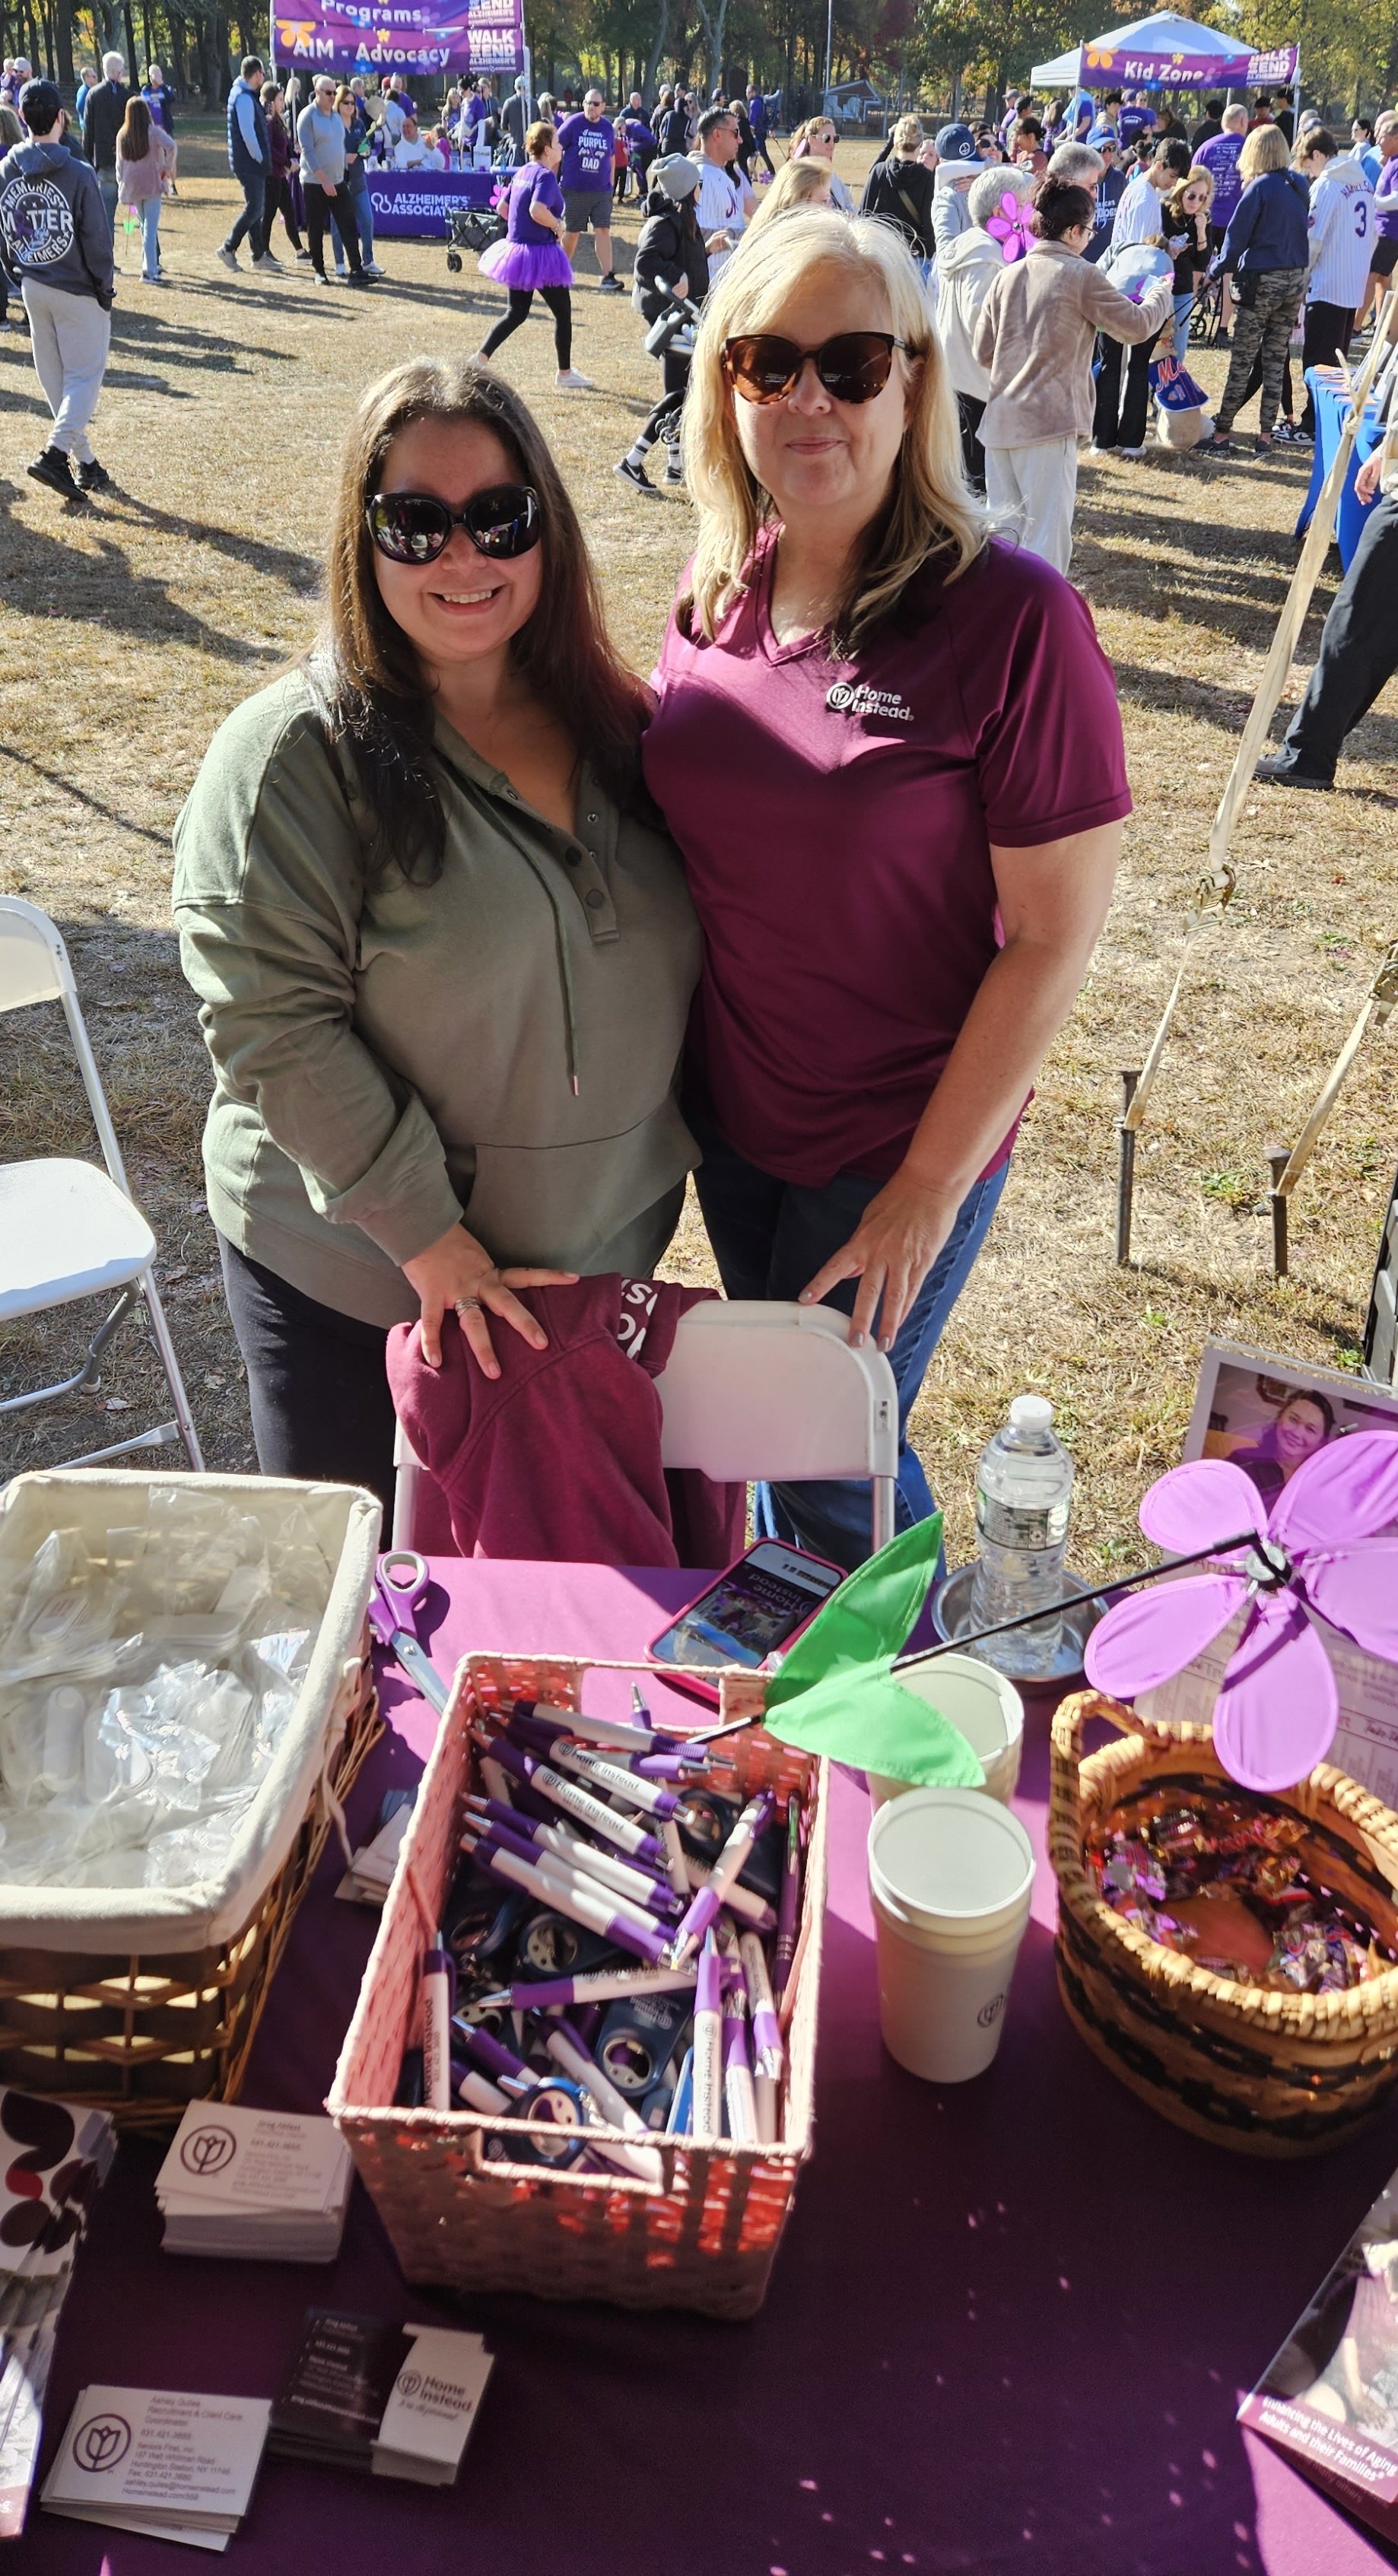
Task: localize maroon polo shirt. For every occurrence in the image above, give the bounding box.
[643,533,1132,1188]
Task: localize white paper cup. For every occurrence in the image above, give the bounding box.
[867,1789,1037,2082]
[866,1655,1024,1809]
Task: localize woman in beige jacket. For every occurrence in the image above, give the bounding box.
[972,175,1173,573]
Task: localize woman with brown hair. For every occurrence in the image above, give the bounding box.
[116,91,174,283]
[173,358,700,1507]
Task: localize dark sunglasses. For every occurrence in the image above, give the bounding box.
[723,331,907,407]
[364,482,542,565]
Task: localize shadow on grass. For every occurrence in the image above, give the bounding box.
[0,474,283,664]
[0,743,173,850]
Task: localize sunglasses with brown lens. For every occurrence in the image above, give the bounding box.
[723,331,907,407]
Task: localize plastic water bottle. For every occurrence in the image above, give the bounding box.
[966,1396,1075,1679]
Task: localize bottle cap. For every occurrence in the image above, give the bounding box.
[1009,1395,1053,1431]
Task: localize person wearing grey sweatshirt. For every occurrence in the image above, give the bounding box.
[0,78,115,501]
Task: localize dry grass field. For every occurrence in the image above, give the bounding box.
[2,128,1395,1568]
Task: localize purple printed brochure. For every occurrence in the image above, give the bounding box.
[1239,2162,1398,2539]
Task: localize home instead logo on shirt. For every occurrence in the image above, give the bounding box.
[825,681,913,724]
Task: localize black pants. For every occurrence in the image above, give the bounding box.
[305,179,362,278]
[480,284,572,370]
[218,1234,397,1514]
[1274,493,1398,783]
[957,389,986,489]
[224,169,265,254]
[1092,328,1160,449]
[264,174,303,255]
[1299,300,1355,434]
[636,348,690,452]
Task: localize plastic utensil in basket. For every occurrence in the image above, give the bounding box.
[1049,1690,1398,2158]
[329,1653,825,2320]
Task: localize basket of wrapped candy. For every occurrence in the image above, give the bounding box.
[1049,1691,1398,2156]
[0,1472,382,2128]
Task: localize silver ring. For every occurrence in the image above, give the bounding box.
[456,1296,481,1314]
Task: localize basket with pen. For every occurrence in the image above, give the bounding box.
[329,1651,823,2320]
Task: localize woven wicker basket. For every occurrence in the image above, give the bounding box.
[0,1671,380,2133]
[1050,1691,1398,2158]
[329,1651,824,2321]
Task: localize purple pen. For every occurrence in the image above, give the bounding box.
[738,1929,784,2082]
[462,1796,680,1919]
[506,1716,681,1821]
[516,1695,686,1760]
[722,1987,758,2145]
[454,2019,533,2093]
[462,1829,669,1965]
[466,1962,698,2014]
[478,1734,667,1867]
[666,1790,775,1965]
[773,1793,802,2005]
[421,1931,455,2113]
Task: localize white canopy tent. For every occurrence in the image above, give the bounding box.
[1030,11,1298,97]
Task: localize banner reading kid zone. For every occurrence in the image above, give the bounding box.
[274,0,523,79]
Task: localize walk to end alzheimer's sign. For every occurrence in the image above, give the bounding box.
[274,0,523,79]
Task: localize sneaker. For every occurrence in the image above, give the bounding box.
[1255,757,1333,790]
[215,244,240,270]
[1214,326,1231,345]
[251,250,283,270]
[615,454,657,494]
[1088,443,1116,456]
[364,260,386,278]
[27,445,85,500]
[294,246,313,262]
[1275,421,1313,446]
[314,270,332,285]
[557,367,595,389]
[1119,443,1146,459]
[75,458,113,493]
[344,270,370,287]
[663,453,685,486]
[596,272,623,292]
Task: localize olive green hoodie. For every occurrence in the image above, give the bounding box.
[173,672,701,1327]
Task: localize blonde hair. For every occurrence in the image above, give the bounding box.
[791,115,838,157]
[526,118,554,157]
[747,157,835,229]
[682,211,984,648]
[1168,162,1215,218]
[1241,122,1289,182]
[892,114,923,154]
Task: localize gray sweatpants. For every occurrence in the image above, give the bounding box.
[21,276,111,464]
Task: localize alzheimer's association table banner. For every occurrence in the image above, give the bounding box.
[366,165,496,233]
[274,0,523,78]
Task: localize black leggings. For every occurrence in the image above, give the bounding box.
[637,348,690,449]
[305,179,361,278]
[265,173,303,255]
[480,284,572,370]
[218,1234,397,1516]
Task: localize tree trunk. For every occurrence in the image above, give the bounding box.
[53,0,74,86]
[643,0,673,110]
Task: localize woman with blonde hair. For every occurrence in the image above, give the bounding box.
[173,357,699,1504]
[1203,119,1310,449]
[643,211,1132,1566]
[789,114,854,209]
[747,154,835,229]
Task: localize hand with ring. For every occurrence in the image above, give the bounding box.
[402,1221,578,1378]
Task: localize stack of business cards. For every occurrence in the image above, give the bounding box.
[269,2310,493,2486]
[42,2386,270,2552]
[336,1789,415,1907]
[155,2103,354,2263]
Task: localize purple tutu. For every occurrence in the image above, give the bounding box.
[479,238,573,291]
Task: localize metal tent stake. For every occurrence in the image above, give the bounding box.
[1267,1146,1291,1280]
[1115,1069,1140,1266]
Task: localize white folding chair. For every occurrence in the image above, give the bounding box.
[392,1297,898,1555]
[0,898,204,1472]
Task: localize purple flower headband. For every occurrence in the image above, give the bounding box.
[986,190,1034,262]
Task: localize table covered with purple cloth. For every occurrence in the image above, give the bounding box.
[21,1559,1398,2575]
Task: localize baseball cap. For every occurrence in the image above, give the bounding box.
[653,153,701,200]
[934,121,980,168]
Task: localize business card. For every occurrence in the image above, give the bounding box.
[43,2385,269,2527]
[157,2104,350,2214]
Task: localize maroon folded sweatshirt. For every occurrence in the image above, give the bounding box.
[386,1274,745,1568]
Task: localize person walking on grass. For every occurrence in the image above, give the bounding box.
[558,87,621,291]
[0,79,115,502]
[261,86,308,262]
[218,56,275,272]
[81,50,128,236]
[1256,391,1398,791]
[974,174,1171,573]
[141,62,176,191]
[116,92,174,284]
[477,121,593,388]
[1200,123,1309,453]
[297,72,368,286]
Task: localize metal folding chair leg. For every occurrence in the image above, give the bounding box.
[138,1266,205,1469]
[0,1285,138,1417]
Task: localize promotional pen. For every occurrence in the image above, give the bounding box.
[465,1963,698,2015]
[667,1792,775,1965]
[461,1814,677,1944]
[691,1934,723,2140]
[660,1817,691,1903]
[515,1696,689,1759]
[454,2020,534,2096]
[722,1986,758,2146]
[773,1795,802,2003]
[680,1853,776,1933]
[739,1929,783,2143]
[476,1733,666,1866]
[666,2045,694,2137]
[454,2063,511,2117]
[461,1829,669,1965]
[506,1717,680,1820]
[542,2024,663,2184]
[462,1796,680,1918]
[421,1931,455,2112]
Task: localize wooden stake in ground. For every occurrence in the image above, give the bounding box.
[1264,941,1398,1276]
[1114,294,1398,1262]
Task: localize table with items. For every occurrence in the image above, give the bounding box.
[1294,368,1386,567]
[16,1547,1398,2576]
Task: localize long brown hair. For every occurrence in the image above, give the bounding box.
[119,94,152,156]
[319,356,650,884]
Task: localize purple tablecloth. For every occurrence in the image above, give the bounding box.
[21,1561,1398,2574]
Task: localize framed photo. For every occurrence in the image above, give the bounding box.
[1139,1342,1398,1800]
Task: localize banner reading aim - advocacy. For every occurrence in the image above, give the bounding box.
[273,0,523,79]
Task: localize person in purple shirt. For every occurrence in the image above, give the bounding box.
[1197,103,1249,335]
[557,87,621,288]
[1358,113,1398,335]
[477,120,594,386]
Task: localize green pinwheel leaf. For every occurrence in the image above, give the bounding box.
[762,1515,982,1784]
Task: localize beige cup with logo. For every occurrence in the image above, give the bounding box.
[866,1653,1024,1809]
[867,1788,1036,2082]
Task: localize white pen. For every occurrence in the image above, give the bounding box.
[456,2065,510,2117]
[508,1718,680,1820]
[661,1817,691,1901]
[461,1829,668,1966]
[739,1928,783,2143]
[479,1734,667,1866]
[691,1933,724,2141]
[668,1792,775,1963]
[542,2025,662,2184]
[463,1796,678,1917]
[681,1853,776,1931]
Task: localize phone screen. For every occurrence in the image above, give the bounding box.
[650,1545,843,1670]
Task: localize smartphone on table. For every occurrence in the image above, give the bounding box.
[647,1541,844,1705]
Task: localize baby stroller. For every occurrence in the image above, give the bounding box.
[445,201,506,274]
[1190,266,1226,350]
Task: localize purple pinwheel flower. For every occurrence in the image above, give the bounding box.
[986,191,1032,263]
[1085,1434,1398,1793]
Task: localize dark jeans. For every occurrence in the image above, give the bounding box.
[1092,329,1161,449]
[1299,300,1355,434]
[224,169,265,254]
[480,284,572,370]
[305,179,362,277]
[1273,493,1398,783]
[957,389,986,489]
[219,1234,397,1515]
[691,1116,1008,1569]
[264,173,303,254]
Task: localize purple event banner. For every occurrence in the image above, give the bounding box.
[1076,37,1299,86]
[274,0,523,78]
